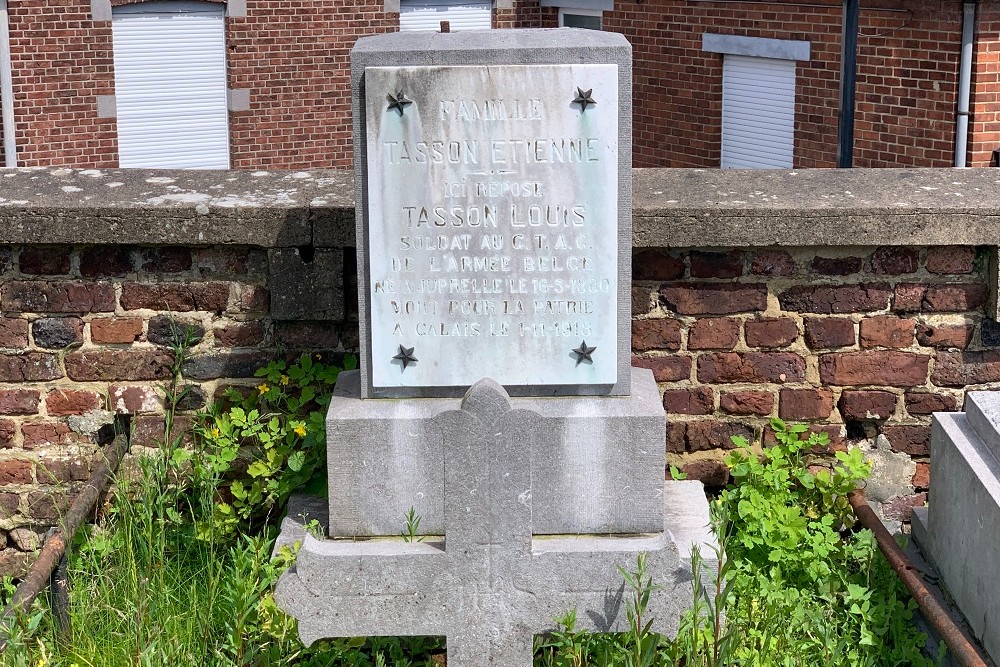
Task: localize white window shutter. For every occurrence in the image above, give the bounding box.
[721,55,795,169]
[112,2,230,169]
[400,0,492,31]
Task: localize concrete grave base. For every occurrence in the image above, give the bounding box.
[326,368,667,537]
[275,481,714,666]
[275,376,715,666]
[912,392,1000,664]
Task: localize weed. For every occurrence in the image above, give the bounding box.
[402,506,422,543]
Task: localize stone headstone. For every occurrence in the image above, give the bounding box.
[353,29,633,398]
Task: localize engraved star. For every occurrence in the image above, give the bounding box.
[387,90,413,116]
[572,340,597,366]
[572,87,596,112]
[393,344,418,369]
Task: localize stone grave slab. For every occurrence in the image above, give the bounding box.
[275,379,714,666]
[352,30,632,398]
[325,367,666,536]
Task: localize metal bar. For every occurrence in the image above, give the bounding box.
[837,0,860,168]
[847,490,988,667]
[0,0,16,168]
[47,552,70,647]
[0,433,129,651]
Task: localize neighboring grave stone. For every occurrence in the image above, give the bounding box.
[354,29,632,398]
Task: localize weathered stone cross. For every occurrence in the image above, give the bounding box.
[276,379,694,667]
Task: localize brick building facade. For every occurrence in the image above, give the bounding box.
[1,0,999,169]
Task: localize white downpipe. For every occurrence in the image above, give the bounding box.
[0,0,15,167]
[955,1,975,167]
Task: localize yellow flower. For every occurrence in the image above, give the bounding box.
[293,423,307,437]
[280,375,289,386]
[212,428,221,438]
[257,383,269,394]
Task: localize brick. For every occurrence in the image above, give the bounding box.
[46,390,101,416]
[90,317,144,344]
[109,385,162,414]
[719,390,773,416]
[31,317,84,349]
[778,283,891,314]
[25,492,71,522]
[659,283,767,315]
[2,281,115,313]
[871,247,918,275]
[17,247,71,275]
[0,460,32,484]
[0,390,39,416]
[0,319,28,349]
[690,250,743,278]
[749,250,796,276]
[215,321,265,347]
[79,246,133,278]
[36,456,90,484]
[631,319,681,352]
[697,352,805,384]
[779,388,834,420]
[176,385,206,411]
[194,247,267,277]
[0,550,31,578]
[819,351,929,387]
[274,321,341,350]
[744,318,797,348]
[931,351,1000,387]
[687,420,754,451]
[130,415,166,448]
[139,248,193,273]
[631,355,691,382]
[882,492,927,522]
[687,318,739,351]
[21,422,80,449]
[894,283,989,313]
[926,247,975,274]
[662,387,714,415]
[234,284,270,314]
[981,318,1000,347]
[632,285,652,316]
[120,282,230,312]
[65,349,173,382]
[808,255,862,276]
[633,250,685,281]
[0,493,18,516]
[680,460,730,487]
[882,425,931,456]
[0,420,12,448]
[859,317,914,348]
[915,323,971,349]
[0,248,11,275]
[147,316,205,347]
[912,462,930,490]
[0,353,62,382]
[665,422,686,453]
[182,351,271,380]
[838,390,897,420]
[803,317,855,349]
[904,392,958,415]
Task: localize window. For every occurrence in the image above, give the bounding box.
[112,1,230,169]
[703,33,810,169]
[399,0,492,31]
[559,8,601,30]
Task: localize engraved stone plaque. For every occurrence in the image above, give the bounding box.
[364,64,619,393]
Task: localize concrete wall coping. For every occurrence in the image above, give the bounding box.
[1,167,999,248]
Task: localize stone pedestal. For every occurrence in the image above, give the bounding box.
[275,375,715,666]
[912,392,1000,663]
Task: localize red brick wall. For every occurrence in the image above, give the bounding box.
[970,1,1000,167]
[633,245,991,514]
[580,0,961,168]
[0,0,980,169]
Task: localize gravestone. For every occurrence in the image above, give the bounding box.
[274,28,715,666]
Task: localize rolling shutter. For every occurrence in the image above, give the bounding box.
[399,0,492,31]
[721,54,795,169]
[112,2,230,169]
